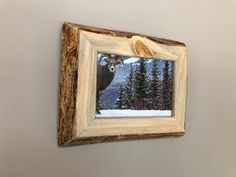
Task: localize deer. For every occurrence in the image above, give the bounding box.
[96,54,124,114]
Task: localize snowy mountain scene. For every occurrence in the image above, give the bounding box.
[96,53,173,117]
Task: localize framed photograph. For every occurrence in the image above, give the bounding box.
[58,22,187,147]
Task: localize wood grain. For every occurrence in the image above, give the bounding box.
[65,22,185,47]
[65,132,184,147]
[58,24,78,146]
[58,22,187,147]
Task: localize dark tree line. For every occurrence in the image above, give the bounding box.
[115,58,173,110]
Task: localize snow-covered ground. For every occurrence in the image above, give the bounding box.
[96,109,172,117]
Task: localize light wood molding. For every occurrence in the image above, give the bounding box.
[58,22,187,147]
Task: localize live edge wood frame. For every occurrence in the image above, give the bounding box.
[58,22,187,147]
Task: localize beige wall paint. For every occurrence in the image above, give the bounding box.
[1,0,236,177]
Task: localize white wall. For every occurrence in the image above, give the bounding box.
[1,0,236,177]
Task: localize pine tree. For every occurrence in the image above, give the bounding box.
[132,58,149,110]
[162,61,173,110]
[123,67,134,109]
[148,60,162,110]
[115,84,124,109]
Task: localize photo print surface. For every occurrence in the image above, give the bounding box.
[96,52,174,118]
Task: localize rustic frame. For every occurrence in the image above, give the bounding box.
[58,22,187,147]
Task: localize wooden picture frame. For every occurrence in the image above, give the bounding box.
[58,22,187,147]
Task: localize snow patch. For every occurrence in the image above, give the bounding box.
[124,57,140,64]
[97,53,102,58]
[146,59,153,63]
[96,109,172,117]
